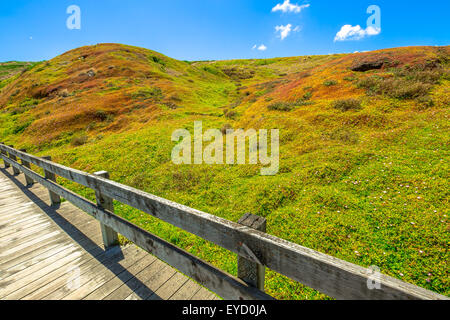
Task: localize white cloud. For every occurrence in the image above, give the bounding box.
[275,24,300,40]
[257,44,267,51]
[272,0,310,13]
[252,45,257,50]
[334,24,381,41]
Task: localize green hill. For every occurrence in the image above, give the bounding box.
[0,43,448,299]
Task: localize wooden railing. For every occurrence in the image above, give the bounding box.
[0,143,447,300]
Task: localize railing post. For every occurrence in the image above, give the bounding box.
[19,149,34,186]
[94,171,119,249]
[8,145,20,175]
[42,156,61,205]
[237,213,266,292]
[0,142,10,168]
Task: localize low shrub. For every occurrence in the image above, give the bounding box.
[416,96,435,110]
[323,80,338,86]
[131,87,163,101]
[268,99,313,112]
[332,98,362,112]
[388,80,432,99]
[268,102,294,112]
[150,56,166,66]
[329,128,359,144]
[12,120,33,134]
[303,91,312,100]
[343,76,357,82]
[71,134,88,146]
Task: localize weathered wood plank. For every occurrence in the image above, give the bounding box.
[0,248,84,298]
[191,286,216,300]
[94,171,119,249]
[1,229,103,283]
[1,241,68,275]
[61,246,146,300]
[105,260,171,300]
[169,279,203,300]
[3,235,107,300]
[0,218,50,240]
[0,230,61,259]
[0,233,68,269]
[83,254,157,300]
[7,146,20,175]
[0,226,63,251]
[19,149,34,185]
[147,272,189,300]
[41,156,60,205]
[237,213,266,291]
[22,245,123,300]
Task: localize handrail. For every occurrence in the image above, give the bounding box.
[0,143,447,300]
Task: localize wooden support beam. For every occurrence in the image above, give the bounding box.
[94,171,119,249]
[238,213,266,291]
[19,149,34,185]
[0,142,10,168]
[8,145,20,175]
[41,156,60,205]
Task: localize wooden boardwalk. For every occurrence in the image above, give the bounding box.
[0,168,218,300]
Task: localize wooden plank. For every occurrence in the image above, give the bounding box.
[0,248,84,298]
[41,156,60,205]
[0,206,41,223]
[0,230,61,259]
[61,246,146,300]
[0,233,68,268]
[94,171,119,249]
[19,149,34,185]
[147,272,189,300]
[1,241,70,274]
[0,213,101,270]
[0,221,54,245]
[1,241,81,283]
[2,147,448,300]
[105,260,172,300]
[0,218,100,265]
[191,287,215,300]
[1,231,103,282]
[0,144,10,168]
[237,213,266,291]
[169,279,203,300]
[22,245,123,300]
[0,218,50,239]
[7,146,20,175]
[83,254,157,300]
[0,226,63,250]
[3,236,107,300]
[0,214,45,231]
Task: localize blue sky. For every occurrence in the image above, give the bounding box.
[0,0,449,62]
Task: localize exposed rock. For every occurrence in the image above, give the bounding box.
[87,69,96,77]
[351,60,385,72]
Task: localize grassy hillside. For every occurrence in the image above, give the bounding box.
[0,43,448,299]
